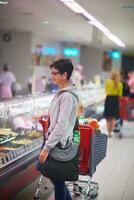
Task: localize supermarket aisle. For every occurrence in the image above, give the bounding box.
[12,121,134,200]
[93,124,134,200]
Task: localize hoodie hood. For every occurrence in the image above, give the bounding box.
[57,84,79,101]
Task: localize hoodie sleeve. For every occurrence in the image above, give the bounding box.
[43,92,77,152]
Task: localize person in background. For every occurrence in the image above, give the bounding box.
[120,70,129,97]
[27,76,32,94]
[127,71,134,98]
[46,77,59,93]
[104,70,123,137]
[113,71,130,136]
[38,58,78,200]
[0,63,16,99]
[35,75,47,94]
[72,64,83,86]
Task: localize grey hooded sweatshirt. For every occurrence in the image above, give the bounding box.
[43,85,78,152]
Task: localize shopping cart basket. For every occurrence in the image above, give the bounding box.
[117,97,134,139]
[119,97,134,121]
[33,124,108,200]
[75,125,108,199]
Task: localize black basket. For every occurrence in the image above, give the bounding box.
[89,131,108,176]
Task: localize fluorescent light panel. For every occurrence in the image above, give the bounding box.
[63,1,85,13]
[83,11,96,21]
[60,0,74,2]
[42,21,49,24]
[107,33,125,48]
[0,1,8,4]
[88,21,125,47]
[89,20,110,34]
[60,0,125,48]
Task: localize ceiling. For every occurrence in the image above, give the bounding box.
[0,0,134,52]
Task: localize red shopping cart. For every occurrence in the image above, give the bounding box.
[119,97,134,121]
[75,125,108,199]
[33,122,108,200]
[114,97,134,139]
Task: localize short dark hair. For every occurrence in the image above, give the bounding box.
[3,63,10,71]
[50,58,74,80]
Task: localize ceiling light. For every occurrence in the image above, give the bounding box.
[62,1,85,13]
[88,21,110,34]
[82,12,96,21]
[107,33,125,48]
[60,0,126,48]
[42,21,49,25]
[0,1,8,4]
[60,0,74,2]
[89,21,125,47]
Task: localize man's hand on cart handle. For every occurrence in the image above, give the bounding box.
[39,149,49,163]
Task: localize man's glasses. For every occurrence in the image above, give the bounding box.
[51,72,60,76]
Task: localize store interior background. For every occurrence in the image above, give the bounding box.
[0,0,134,92]
[0,1,134,200]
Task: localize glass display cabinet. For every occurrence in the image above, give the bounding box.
[0,95,53,200]
[0,86,104,200]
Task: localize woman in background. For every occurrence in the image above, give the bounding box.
[104,70,123,137]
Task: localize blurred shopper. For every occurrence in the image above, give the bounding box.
[0,63,16,99]
[72,64,84,86]
[127,71,134,98]
[27,76,32,94]
[35,75,47,94]
[38,58,78,200]
[104,70,123,137]
[46,77,59,93]
[114,71,130,136]
[120,70,129,97]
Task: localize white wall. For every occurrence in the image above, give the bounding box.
[80,45,103,82]
[0,31,32,87]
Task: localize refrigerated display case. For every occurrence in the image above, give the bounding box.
[0,95,53,200]
[78,86,105,119]
[0,86,105,200]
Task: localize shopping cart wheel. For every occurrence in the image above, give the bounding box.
[88,184,99,199]
[33,196,40,200]
[39,176,54,193]
[90,192,98,199]
[73,184,82,196]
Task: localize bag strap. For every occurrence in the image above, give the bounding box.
[58,90,79,102]
[59,90,79,129]
[66,91,79,102]
[47,90,79,143]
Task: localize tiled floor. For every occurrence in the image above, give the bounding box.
[93,135,134,200]
[12,121,134,200]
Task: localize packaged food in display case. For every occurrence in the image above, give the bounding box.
[0,86,105,200]
[0,94,54,200]
[0,97,44,170]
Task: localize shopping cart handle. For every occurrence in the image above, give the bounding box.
[38,116,50,133]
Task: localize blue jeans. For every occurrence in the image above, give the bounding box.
[53,181,72,200]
